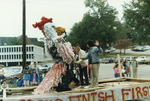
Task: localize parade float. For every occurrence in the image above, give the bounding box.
[2,17,150,101]
[2,78,150,101]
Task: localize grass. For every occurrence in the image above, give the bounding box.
[38,60,54,65]
[100,52,150,58]
[9,84,17,88]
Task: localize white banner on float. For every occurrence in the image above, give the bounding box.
[3,84,150,101]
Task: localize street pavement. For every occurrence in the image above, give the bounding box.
[99,63,150,101]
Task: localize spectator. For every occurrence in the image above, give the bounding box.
[17,77,23,87]
[32,62,39,84]
[1,80,8,89]
[23,64,32,74]
[0,65,4,82]
[113,63,120,77]
[75,45,89,88]
[119,59,125,77]
[81,40,103,88]
[132,57,138,78]
[123,59,131,77]
[30,69,38,86]
[1,80,11,95]
[72,46,80,82]
[23,71,30,87]
[39,71,43,83]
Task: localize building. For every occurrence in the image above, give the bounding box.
[0,36,38,46]
[0,45,44,66]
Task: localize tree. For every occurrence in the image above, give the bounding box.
[67,13,100,50]
[33,41,44,49]
[115,38,132,54]
[67,0,121,55]
[10,37,22,45]
[123,0,150,44]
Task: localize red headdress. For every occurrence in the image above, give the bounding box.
[33,17,53,38]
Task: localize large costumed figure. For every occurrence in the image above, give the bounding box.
[32,17,77,94]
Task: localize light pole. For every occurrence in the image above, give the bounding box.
[22,0,26,69]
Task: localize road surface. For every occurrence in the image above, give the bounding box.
[99,63,150,101]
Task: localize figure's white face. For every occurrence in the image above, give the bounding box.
[44,22,58,40]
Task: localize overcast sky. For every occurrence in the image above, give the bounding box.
[0,0,131,39]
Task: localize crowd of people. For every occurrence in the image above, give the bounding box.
[72,39,138,89]
[113,57,138,78]
[0,39,139,91]
[73,40,103,89]
[17,62,43,87]
[0,62,44,89]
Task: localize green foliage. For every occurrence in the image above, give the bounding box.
[33,41,44,48]
[10,37,22,45]
[123,0,150,44]
[67,0,124,54]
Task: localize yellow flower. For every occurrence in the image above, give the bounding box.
[56,26,66,36]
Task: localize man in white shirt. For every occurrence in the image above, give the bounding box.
[75,45,89,88]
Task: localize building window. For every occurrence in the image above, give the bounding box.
[29,54,31,59]
[17,55,18,59]
[12,55,13,59]
[0,48,1,52]
[27,54,28,59]
[32,54,34,59]
[7,55,8,59]
[19,54,21,59]
[31,47,33,52]
[7,48,8,52]
[16,47,18,52]
[9,48,11,52]
[9,55,11,59]
[27,47,28,52]
[4,48,6,53]
[0,55,1,60]
[12,47,13,52]
[14,55,16,59]
[2,48,3,52]
[14,47,16,52]
[19,47,21,52]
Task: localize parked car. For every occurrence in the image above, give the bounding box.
[41,63,54,71]
[113,57,124,63]
[99,58,102,62]
[123,56,134,63]
[133,46,146,51]
[136,56,150,64]
[29,64,48,73]
[3,66,23,79]
[143,45,150,50]
[2,66,23,84]
[101,58,109,64]
[105,47,115,53]
[109,58,116,63]
[101,58,115,64]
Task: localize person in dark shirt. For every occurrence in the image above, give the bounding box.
[17,77,23,87]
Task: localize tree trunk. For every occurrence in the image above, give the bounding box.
[124,49,126,55]
[103,49,106,56]
[120,49,122,54]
